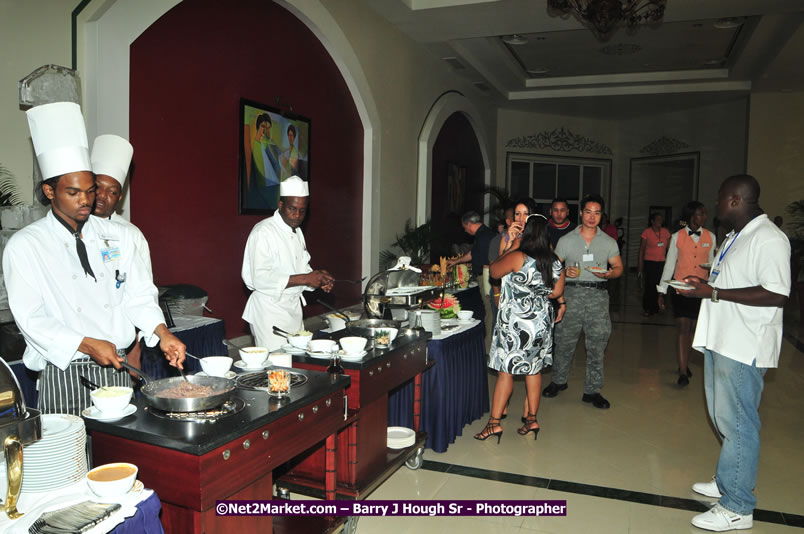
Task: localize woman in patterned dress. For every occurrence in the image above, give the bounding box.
[474,214,566,443]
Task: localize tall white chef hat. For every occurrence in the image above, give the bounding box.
[26,102,91,179]
[91,135,134,187]
[279,175,309,197]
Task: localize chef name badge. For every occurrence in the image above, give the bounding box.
[100,237,121,263]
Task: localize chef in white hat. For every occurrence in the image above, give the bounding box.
[91,134,152,272]
[2,102,186,415]
[241,175,334,349]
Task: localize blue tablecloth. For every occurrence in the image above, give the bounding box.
[142,315,227,379]
[388,322,489,452]
[113,492,164,534]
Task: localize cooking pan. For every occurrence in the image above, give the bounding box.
[317,299,400,338]
[120,362,235,412]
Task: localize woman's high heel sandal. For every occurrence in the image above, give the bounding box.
[517,413,540,440]
[474,417,503,444]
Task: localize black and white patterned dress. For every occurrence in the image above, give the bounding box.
[489,256,562,375]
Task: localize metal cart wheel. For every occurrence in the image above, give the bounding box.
[405,447,424,470]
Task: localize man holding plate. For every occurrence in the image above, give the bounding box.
[542,194,623,409]
[678,175,790,532]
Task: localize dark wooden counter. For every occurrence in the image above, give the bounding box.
[87,369,350,534]
[279,330,431,499]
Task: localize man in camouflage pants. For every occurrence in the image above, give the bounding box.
[542,195,623,409]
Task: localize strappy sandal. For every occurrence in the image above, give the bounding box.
[517,413,540,440]
[474,417,503,444]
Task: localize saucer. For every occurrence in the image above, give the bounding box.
[340,350,367,361]
[82,404,137,421]
[234,360,271,371]
[196,371,237,379]
[281,344,307,355]
[306,350,334,359]
[129,479,144,496]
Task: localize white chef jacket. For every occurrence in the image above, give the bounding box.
[242,211,314,350]
[692,214,791,367]
[2,212,165,371]
[109,212,153,275]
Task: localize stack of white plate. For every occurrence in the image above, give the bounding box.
[419,310,441,336]
[21,414,88,494]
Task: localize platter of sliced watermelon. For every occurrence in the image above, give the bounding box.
[426,293,461,319]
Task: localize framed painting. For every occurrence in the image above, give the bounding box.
[239,98,311,214]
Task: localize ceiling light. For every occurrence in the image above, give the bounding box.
[713,17,744,29]
[527,68,550,75]
[703,58,725,67]
[547,0,667,39]
[502,34,528,45]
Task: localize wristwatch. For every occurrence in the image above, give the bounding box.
[711,287,719,303]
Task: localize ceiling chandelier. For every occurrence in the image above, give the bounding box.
[547,0,667,38]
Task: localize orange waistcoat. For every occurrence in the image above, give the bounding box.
[673,229,712,280]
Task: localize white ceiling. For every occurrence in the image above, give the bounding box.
[362,0,804,118]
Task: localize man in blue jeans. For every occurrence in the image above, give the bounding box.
[681,175,790,531]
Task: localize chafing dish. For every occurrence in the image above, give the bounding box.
[0,358,42,519]
[363,269,442,319]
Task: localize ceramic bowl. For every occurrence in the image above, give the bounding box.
[308,339,337,353]
[239,346,269,367]
[90,386,133,414]
[199,356,233,377]
[86,463,138,497]
[339,336,368,354]
[457,310,473,321]
[288,332,313,349]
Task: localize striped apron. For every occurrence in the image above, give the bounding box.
[38,349,133,416]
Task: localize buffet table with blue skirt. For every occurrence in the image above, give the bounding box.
[141,315,227,379]
[388,320,488,453]
[111,492,164,534]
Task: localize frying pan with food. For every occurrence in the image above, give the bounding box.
[120,362,236,412]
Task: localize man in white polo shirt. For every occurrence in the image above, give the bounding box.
[680,175,790,532]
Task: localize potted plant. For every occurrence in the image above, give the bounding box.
[379,219,434,269]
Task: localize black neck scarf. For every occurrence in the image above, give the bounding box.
[52,211,96,282]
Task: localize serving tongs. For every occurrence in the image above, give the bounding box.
[273,326,291,339]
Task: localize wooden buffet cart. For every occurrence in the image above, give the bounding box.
[277,330,432,502]
[85,369,350,534]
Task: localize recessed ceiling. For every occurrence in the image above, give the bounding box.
[362,0,804,117]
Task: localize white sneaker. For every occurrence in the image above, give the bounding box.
[691,504,753,531]
[692,477,723,498]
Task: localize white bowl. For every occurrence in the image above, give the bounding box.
[288,332,313,349]
[339,336,368,354]
[457,310,473,321]
[374,327,398,346]
[239,346,268,367]
[199,356,233,377]
[308,339,337,353]
[86,462,138,497]
[90,386,133,415]
[326,313,359,332]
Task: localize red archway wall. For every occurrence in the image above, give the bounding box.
[129,0,363,338]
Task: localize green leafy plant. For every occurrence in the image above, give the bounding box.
[0,164,24,206]
[379,219,433,269]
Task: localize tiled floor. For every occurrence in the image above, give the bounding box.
[351,274,804,533]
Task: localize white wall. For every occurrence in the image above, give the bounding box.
[0,0,74,205]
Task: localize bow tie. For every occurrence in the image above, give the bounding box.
[688,229,701,237]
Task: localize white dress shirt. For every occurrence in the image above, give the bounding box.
[241,211,313,348]
[657,227,717,294]
[692,215,791,367]
[2,212,165,371]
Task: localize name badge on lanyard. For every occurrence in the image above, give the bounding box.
[582,253,594,262]
[100,238,121,263]
[657,242,665,247]
[711,231,740,285]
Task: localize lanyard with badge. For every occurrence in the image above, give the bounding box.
[710,231,739,284]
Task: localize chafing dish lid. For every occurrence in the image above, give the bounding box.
[0,358,27,422]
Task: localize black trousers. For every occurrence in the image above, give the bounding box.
[642,260,664,314]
